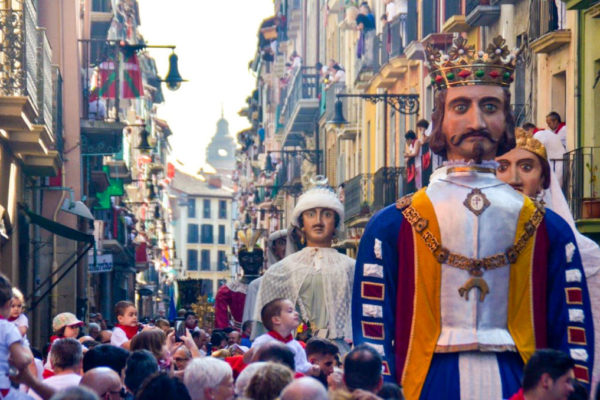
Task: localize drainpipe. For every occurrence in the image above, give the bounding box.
[576,9,583,149]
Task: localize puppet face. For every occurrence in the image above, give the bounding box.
[441,85,506,162]
[301,207,337,247]
[496,147,544,197]
[238,248,263,275]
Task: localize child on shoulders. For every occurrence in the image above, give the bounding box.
[251,298,314,374]
[111,300,139,349]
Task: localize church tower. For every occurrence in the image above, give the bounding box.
[206,109,236,176]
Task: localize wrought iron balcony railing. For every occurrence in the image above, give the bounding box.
[280,66,320,129]
[381,14,407,63]
[373,167,404,211]
[563,147,600,220]
[529,0,567,41]
[344,173,373,222]
[355,31,380,82]
[0,0,54,135]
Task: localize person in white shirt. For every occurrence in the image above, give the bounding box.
[0,274,33,400]
[533,128,566,185]
[546,111,567,148]
[30,339,82,400]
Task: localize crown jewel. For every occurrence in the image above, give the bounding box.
[515,128,547,161]
[426,35,522,90]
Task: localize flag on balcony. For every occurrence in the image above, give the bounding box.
[89,58,117,101]
[122,53,144,98]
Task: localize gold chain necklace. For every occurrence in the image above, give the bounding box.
[396,194,545,301]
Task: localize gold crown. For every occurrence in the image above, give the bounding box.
[515,128,547,161]
[426,35,522,90]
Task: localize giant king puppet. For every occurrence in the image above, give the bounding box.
[352,35,594,399]
[215,229,263,330]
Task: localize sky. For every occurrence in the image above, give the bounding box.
[138,0,273,174]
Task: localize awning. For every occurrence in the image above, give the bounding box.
[24,208,94,244]
[22,207,95,311]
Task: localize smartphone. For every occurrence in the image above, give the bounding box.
[175,319,185,342]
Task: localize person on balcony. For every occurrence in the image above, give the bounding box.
[417,119,433,187]
[546,111,567,148]
[352,35,593,399]
[404,130,421,193]
[355,2,376,61]
[254,179,355,352]
[496,128,600,393]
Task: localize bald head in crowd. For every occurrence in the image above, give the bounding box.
[281,377,328,400]
[80,367,122,398]
[98,330,112,344]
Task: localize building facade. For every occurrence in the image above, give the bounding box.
[171,169,234,305]
[235,0,600,257]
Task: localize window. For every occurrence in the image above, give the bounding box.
[218,225,225,244]
[219,200,227,219]
[187,198,196,218]
[201,250,211,271]
[201,224,213,244]
[187,224,199,243]
[218,251,228,271]
[187,250,198,271]
[203,199,211,219]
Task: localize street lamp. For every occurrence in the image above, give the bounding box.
[119,42,187,91]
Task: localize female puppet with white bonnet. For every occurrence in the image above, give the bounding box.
[253,177,355,351]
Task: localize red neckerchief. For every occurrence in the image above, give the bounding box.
[267,330,293,343]
[116,324,138,340]
[7,315,17,322]
[553,122,566,133]
[508,388,525,400]
[49,335,62,344]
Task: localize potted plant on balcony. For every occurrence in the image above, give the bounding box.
[582,162,600,218]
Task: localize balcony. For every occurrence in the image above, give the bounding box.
[280,66,320,147]
[529,0,571,53]
[80,39,127,155]
[0,0,60,176]
[91,0,112,22]
[93,207,136,265]
[381,14,407,63]
[355,32,380,88]
[373,167,403,211]
[466,0,500,27]
[344,174,373,224]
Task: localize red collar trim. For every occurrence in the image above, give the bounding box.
[554,122,566,133]
[116,324,139,340]
[267,330,293,343]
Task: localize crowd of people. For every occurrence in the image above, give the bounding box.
[0,272,409,400]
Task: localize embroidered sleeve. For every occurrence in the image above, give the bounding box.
[546,226,594,388]
[352,205,403,381]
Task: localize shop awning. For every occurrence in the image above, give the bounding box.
[23,207,95,311]
[24,208,95,244]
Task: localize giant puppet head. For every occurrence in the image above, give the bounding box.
[426,36,521,163]
[288,176,344,249]
[237,229,264,277]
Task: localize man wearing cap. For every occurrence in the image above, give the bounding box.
[254,183,354,350]
[352,36,593,399]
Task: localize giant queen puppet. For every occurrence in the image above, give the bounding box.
[352,36,594,399]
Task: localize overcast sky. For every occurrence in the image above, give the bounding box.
[138,0,273,174]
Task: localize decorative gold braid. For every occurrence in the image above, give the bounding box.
[400,202,545,274]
